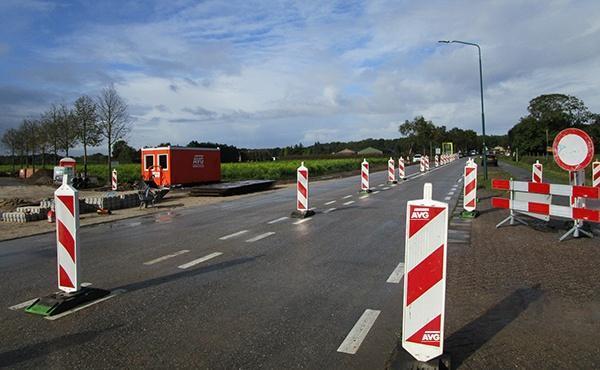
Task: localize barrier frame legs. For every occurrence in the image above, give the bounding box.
[559,221,593,242]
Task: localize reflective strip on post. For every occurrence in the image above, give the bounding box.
[361,159,370,191]
[463,160,478,212]
[532,160,543,183]
[112,169,118,191]
[398,157,405,180]
[403,183,448,362]
[388,157,396,182]
[593,161,600,188]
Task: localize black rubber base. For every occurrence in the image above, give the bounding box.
[359,189,373,194]
[25,287,110,316]
[291,209,315,218]
[393,349,451,370]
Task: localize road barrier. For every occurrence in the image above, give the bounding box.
[492,178,599,240]
[292,162,314,218]
[462,159,478,218]
[593,161,599,188]
[402,183,449,364]
[388,157,397,184]
[532,160,543,183]
[112,169,118,191]
[25,175,110,316]
[435,155,439,168]
[420,157,425,173]
[361,158,371,193]
[424,156,430,171]
[398,156,405,180]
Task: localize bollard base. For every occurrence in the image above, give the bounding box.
[394,349,451,370]
[291,209,315,218]
[388,180,398,184]
[25,287,110,317]
[460,210,479,219]
[359,189,373,194]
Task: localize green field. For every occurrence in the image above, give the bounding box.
[1,157,394,184]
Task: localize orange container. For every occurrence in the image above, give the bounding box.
[140,146,221,187]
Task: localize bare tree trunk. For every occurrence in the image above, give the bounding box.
[107,135,112,185]
[83,144,88,178]
[11,149,15,173]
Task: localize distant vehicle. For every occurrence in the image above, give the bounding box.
[481,154,498,166]
[469,150,478,156]
[412,154,422,163]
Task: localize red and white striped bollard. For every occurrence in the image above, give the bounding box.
[398,156,405,180]
[424,156,430,171]
[420,157,425,172]
[292,162,315,218]
[434,155,439,168]
[532,160,542,183]
[361,158,371,192]
[55,175,80,292]
[402,182,449,364]
[388,157,397,184]
[462,159,478,217]
[112,169,118,191]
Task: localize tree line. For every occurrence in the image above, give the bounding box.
[1,85,131,180]
[507,94,599,155]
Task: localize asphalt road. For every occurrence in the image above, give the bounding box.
[0,159,466,369]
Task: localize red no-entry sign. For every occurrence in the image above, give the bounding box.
[553,128,595,172]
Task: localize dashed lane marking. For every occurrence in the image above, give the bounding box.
[378,184,385,187]
[372,191,380,195]
[359,194,369,199]
[324,207,336,214]
[337,309,381,354]
[444,196,452,201]
[382,187,390,190]
[343,200,355,206]
[219,230,249,240]
[178,252,223,269]
[386,262,405,283]
[144,250,190,265]
[343,195,353,199]
[267,217,288,225]
[325,200,336,205]
[245,232,276,243]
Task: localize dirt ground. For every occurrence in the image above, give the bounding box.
[0,183,294,242]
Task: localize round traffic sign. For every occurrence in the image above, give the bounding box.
[552,128,595,171]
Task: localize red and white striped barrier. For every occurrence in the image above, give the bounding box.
[532,160,543,183]
[463,159,477,213]
[388,157,396,183]
[420,157,425,172]
[434,155,439,168]
[403,183,448,362]
[492,197,599,223]
[593,161,599,188]
[55,175,80,292]
[361,159,370,192]
[424,156,430,171]
[111,169,118,191]
[491,179,600,200]
[398,156,405,180]
[297,162,309,212]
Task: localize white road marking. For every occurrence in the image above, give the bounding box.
[129,222,141,227]
[325,200,336,205]
[337,309,381,354]
[343,200,355,206]
[343,195,353,199]
[178,252,223,269]
[293,218,311,225]
[359,194,369,199]
[144,250,190,265]
[9,298,39,311]
[378,184,385,187]
[382,187,390,190]
[219,230,249,240]
[245,232,276,243]
[45,289,126,321]
[324,207,336,214]
[373,191,380,195]
[267,217,288,224]
[386,262,405,283]
[391,184,397,187]
[448,191,455,195]
[444,196,452,201]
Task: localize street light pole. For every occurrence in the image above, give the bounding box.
[438,40,488,180]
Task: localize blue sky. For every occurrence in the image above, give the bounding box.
[1,0,600,152]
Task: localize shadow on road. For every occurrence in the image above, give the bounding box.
[444,284,543,368]
[0,324,123,367]
[115,255,264,293]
